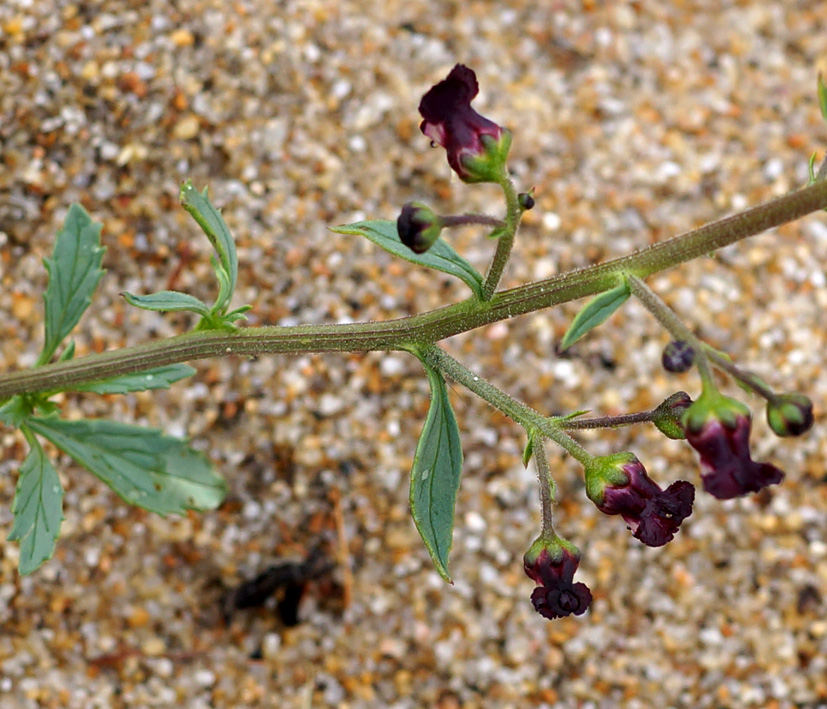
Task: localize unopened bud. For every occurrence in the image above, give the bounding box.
[396,202,443,254]
[518,191,535,210]
[767,393,814,437]
[661,340,695,373]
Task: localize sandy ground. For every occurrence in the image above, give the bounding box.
[1,1,827,707]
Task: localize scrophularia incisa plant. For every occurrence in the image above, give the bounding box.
[1,65,826,621]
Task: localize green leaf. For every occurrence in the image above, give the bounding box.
[122,290,211,316]
[180,181,237,311]
[818,72,827,121]
[560,281,631,350]
[58,341,76,363]
[522,430,536,468]
[39,204,106,365]
[331,220,484,300]
[8,435,64,575]
[0,396,30,428]
[409,360,464,582]
[27,417,227,515]
[74,364,196,394]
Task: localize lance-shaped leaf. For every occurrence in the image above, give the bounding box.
[8,434,64,575]
[122,290,211,316]
[73,364,196,394]
[819,72,827,121]
[39,204,106,365]
[331,220,484,300]
[410,360,464,582]
[180,181,237,311]
[560,280,631,350]
[27,417,227,515]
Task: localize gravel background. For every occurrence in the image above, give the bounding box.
[1,1,827,707]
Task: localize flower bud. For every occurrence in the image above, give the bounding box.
[518,191,535,210]
[396,201,443,254]
[523,534,591,621]
[585,453,694,547]
[652,391,692,440]
[767,393,814,437]
[683,391,784,499]
[419,64,511,184]
[661,340,695,373]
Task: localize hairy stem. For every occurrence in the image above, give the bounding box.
[481,175,522,300]
[627,275,716,389]
[2,179,827,400]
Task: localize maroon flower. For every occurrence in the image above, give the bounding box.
[683,392,784,500]
[418,64,511,183]
[585,453,694,547]
[524,536,592,621]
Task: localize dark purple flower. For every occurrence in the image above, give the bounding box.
[396,201,443,253]
[585,453,694,547]
[683,392,784,500]
[524,536,592,621]
[418,64,512,183]
[661,340,695,373]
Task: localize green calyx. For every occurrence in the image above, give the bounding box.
[652,391,692,440]
[459,130,513,184]
[524,532,580,566]
[584,452,635,505]
[681,389,749,434]
[767,393,814,437]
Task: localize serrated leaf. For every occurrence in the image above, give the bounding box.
[122,290,211,315]
[180,181,237,311]
[8,435,64,575]
[27,417,227,515]
[331,220,484,300]
[560,281,631,350]
[74,364,196,394]
[39,204,106,365]
[409,361,464,582]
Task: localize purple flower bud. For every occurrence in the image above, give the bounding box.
[652,391,692,440]
[419,64,512,184]
[396,201,443,253]
[661,340,695,373]
[518,191,535,210]
[585,453,694,547]
[523,536,592,621]
[767,393,814,437]
[683,392,784,499]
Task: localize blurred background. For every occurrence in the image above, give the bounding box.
[1,1,826,707]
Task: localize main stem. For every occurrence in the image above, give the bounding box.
[2,179,827,399]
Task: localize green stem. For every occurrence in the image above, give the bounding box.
[626,275,716,390]
[531,437,557,535]
[703,345,780,403]
[420,345,593,464]
[481,175,521,300]
[2,179,827,400]
[441,214,506,230]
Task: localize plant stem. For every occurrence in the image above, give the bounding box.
[481,175,521,300]
[2,179,827,400]
[419,346,593,464]
[559,410,656,430]
[531,437,557,534]
[441,214,506,230]
[703,345,779,403]
[626,275,716,390]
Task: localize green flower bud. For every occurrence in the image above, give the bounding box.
[396,201,443,254]
[767,393,814,437]
[652,391,692,440]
